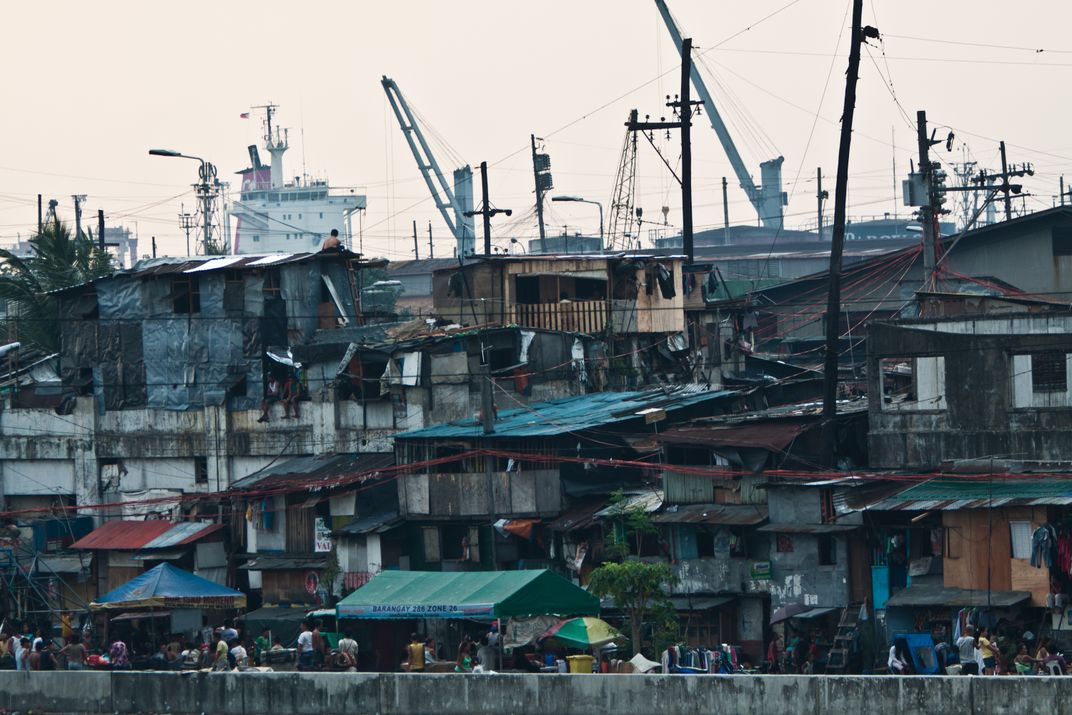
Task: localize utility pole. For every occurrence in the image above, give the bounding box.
[179,204,196,256]
[72,195,86,240]
[37,194,42,235]
[1061,176,1066,206]
[915,110,940,280]
[1000,141,1012,220]
[625,37,701,262]
[816,168,827,240]
[428,221,434,259]
[151,236,157,258]
[464,161,511,257]
[531,134,551,243]
[678,37,695,263]
[822,0,874,462]
[412,220,420,260]
[97,210,105,251]
[722,177,730,246]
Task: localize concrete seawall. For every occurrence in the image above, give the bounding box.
[1,671,1070,715]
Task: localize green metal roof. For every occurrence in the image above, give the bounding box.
[869,478,1072,511]
[394,387,737,440]
[336,569,600,620]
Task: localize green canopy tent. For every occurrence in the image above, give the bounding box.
[336,569,599,620]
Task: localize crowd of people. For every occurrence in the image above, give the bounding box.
[888,625,1070,676]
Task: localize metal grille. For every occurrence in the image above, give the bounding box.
[1031,351,1067,393]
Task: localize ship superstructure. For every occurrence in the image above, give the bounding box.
[228,104,367,254]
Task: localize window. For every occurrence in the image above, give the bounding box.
[1010,520,1033,559]
[319,212,323,219]
[817,534,837,565]
[252,235,261,242]
[1051,226,1072,256]
[171,276,201,314]
[263,271,281,297]
[194,456,208,485]
[1031,352,1067,393]
[819,489,836,524]
[776,534,793,553]
[223,270,245,313]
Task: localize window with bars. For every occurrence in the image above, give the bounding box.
[1031,352,1067,393]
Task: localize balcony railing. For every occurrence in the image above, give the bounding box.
[511,300,607,334]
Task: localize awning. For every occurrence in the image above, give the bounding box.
[231,452,395,490]
[34,554,91,574]
[337,511,402,536]
[547,498,607,532]
[336,569,600,620]
[793,607,839,619]
[110,611,171,622]
[593,491,663,520]
[886,585,1031,609]
[71,520,222,551]
[669,595,735,611]
[240,555,327,571]
[131,549,187,561]
[653,504,768,526]
[656,420,815,451]
[756,523,859,534]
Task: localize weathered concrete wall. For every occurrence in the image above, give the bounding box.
[2,671,1071,715]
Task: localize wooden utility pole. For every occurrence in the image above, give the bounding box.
[722,177,730,246]
[999,141,1012,220]
[428,221,434,259]
[37,194,42,235]
[151,236,157,258]
[679,37,695,263]
[816,168,827,241]
[626,37,701,262]
[97,210,105,251]
[412,220,420,260]
[916,111,937,278]
[531,134,548,243]
[822,0,874,462]
[464,161,511,256]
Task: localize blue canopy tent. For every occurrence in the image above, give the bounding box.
[91,563,246,611]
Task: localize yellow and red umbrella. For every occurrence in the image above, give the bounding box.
[540,617,622,648]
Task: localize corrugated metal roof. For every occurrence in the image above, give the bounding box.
[867,478,1072,511]
[886,584,1031,608]
[231,452,395,490]
[755,523,859,534]
[547,498,609,532]
[593,491,664,520]
[337,511,402,536]
[657,421,815,451]
[395,387,739,440]
[652,503,768,526]
[70,520,221,550]
[240,555,328,571]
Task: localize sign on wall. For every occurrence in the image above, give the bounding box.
[314,517,333,553]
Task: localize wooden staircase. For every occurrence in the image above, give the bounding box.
[824,603,862,673]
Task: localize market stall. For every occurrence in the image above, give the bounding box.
[336,569,599,671]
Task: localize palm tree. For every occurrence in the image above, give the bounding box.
[0,220,114,353]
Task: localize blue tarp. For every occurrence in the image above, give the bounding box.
[91,563,246,611]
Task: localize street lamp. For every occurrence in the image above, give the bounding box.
[551,195,604,243]
[509,237,527,254]
[149,149,219,255]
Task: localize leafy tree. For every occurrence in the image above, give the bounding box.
[587,560,677,656]
[603,488,659,561]
[0,220,114,352]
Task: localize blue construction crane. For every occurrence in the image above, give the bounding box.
[381,76,476,257]
[654,0,787,230]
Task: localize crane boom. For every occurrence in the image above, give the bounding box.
[381,76,475,256]
[654,0,786,230]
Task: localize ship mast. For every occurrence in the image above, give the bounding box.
[252,103,288,189]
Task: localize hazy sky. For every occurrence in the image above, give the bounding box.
[2,1,1071,260]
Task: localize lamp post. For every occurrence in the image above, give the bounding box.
[551,195,604,244]
[149,149,219,254]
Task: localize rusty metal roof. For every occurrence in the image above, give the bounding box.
[70,520,222,550]
[657,421,815,452]
[547,498,609,532]
[231,452,395,490]
[652,503,768,526]
[755,523,859,534]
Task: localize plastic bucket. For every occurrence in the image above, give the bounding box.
[567,655,594,673]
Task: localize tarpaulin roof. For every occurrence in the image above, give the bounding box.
[866,478,1072,511]
[231,452,395,490]
[91,563,246,610]
[70,520,222,551]
[336,569,599,620]
[394,386,738,440]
